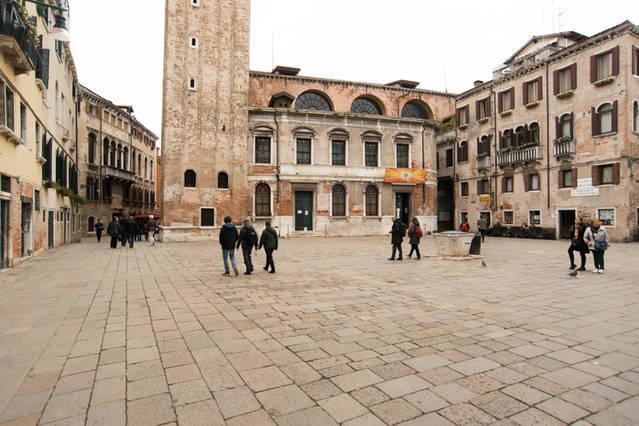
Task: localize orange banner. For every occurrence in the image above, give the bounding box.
[384,168,427,184]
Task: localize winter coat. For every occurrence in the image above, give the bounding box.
[259,227,278,250]
[408,224,422,245]
[95,222,104,234]
[123,219,139,236]
[237,225,258,250]
[569,223,589,252]
[390,220,406,245]
[219,223,239,250]
[107,221,120,237]
[477,218,489,231]
[583,226,609,251]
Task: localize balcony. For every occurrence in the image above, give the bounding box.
[553,136,576,159]
[0,3,42,74]
[497,144,542,167]
[476,154,491,171]
[102,165,135,182]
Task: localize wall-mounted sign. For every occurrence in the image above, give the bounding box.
[384,168,426,184]
[571,186,599,197]
[479,195,492,202]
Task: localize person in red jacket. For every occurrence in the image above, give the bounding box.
[407,217,423,260]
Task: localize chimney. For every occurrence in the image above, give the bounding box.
[473,80,484,87]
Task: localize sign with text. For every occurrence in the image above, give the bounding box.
[384,168,427,184]
[571,186,599,197]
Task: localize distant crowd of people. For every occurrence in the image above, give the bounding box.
[103,215,158,248]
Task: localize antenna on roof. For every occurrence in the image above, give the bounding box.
[443,55,448,93]
[271,31,275,70]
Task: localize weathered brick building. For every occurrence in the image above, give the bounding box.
[160,0,455,240]
[437,21,639,241]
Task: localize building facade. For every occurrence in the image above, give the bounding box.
[437,21,639,241]
[161,0,454,240]
[0,0,80,268]
[77,86,158,237]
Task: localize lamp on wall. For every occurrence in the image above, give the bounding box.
[25,0,71,42]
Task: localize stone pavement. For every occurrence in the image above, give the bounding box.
[0,235,638,426]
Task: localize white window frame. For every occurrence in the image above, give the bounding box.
[597,207,616,228]
[460,181,469,197]
[329,138,349,166]
[329,183,348,218]
[504,175,513,193]
[559,113,572,138]
[460,211,469,227]
[560,169,574,189]
[363,184,382,217]
[200,207,216,228]
[294,137,314,165]
[503,210,514,225]
[188,78,197,91]
[526,78,540,103]
[362,140,380,168]
[253,135,273,165]
[529,173,540,191]
[528,209,542,226]
[253,182,274,218]
[394,142,411,168]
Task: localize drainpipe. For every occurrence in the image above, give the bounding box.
[98,104,103,212]
[492,86,498,213]
[273,110,280,209]
[545,63,551,210]
[421,122,426,215]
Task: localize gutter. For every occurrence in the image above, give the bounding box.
[491,85,498,213]
[273,110,280,209]
[545,62,551,209]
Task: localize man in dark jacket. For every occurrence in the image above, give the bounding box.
[95,219,104,243]
[389,217,406,261]
[124,216,139,248]
[107,217,120,249]
[219,216,239,276]
[568,217,589,271]
[258,221,278,273]
[236,218,258,275]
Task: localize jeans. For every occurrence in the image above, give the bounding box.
[391,243,403,259]
[264,248,275,272]
[592,250,605,270]
[223,249,237,273]
[408,244,420,258]
[568,243,586,268]
[480,230,487,242]
[242,247,253,272]
[110,235,118,249]
[127,233,135,248]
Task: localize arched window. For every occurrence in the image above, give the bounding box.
[255,183,271,216]
[559,114,572,138]
[184,169,196,187]
[514,126,526,147]
[132,150,136,173]
[457,141,469,162]
[110,141,116,166]
[144,157,148,179]
[529,122,540,144]
[218,172,229,189]
[351,97,382,115]
[103,138,109,164]
[88,134,96,164]
[501,129,513,149]
[294,91,332,111]
[365,185,379,216]
[138,154,142,175]
[268,92,294,108]
[478,135,491,156]
[331,184,346,216]
[123,147,128,171]
[88,217,95,233]
[597,102,614,134]
[117,144,122,169]
[634,101,639,133]
[401,100,432,119]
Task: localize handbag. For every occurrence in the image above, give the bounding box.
[594,240,608,251]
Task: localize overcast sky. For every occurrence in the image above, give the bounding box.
[70,0,637,137]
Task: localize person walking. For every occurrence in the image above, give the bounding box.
[219,216,239,276]
[388,217,407,261]
[259,221,278,273]
[148,215,157,246]
[477,216,489,242]
[124,216,138,248]
[107,217,120,249]
[95,219,104,243]
[236,218,258,275]
[407,217,423,260]
[460,219,470,232]
[568,217,589,271]
[584,219,609,274]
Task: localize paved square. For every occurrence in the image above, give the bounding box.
[0,236,638,425]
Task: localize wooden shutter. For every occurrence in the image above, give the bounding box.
[475,100,480,120]
[572,168,578,188]
[498,131,503,149]
[612,163,620,185]
[553,70,559,95]
[476,180,482,195]
[498,92,503,113]
[570,63,577,89]
[510,88,515,108]
[591,107,599,136]
[523,173,530,192]
[590,55,597,82]
[570,112,574,138]
[501,176,506,193]
[633,46,639,75]
[486,97,491,117]
[455,108,460,125]
[523,124,529,144]
[465,106,469,123]
[592,165,601,186]
[537,77,543,101]
[611,100,618,133]
[476,137,480,154]
[555,116,560,138]
[611,46,620,76]
[558,170,564,188]
[522,82,528,105]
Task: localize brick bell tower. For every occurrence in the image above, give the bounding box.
[160,0,250,241]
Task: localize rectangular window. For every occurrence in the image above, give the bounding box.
[460,211,468,225]
[200,208,215,227]
[5,86,14,131]
[478,179,489,195]
[445,148,453,167]
[558,68,571,93]
[560,169,573,188]
[331,140,346,165]
[529,173,540,191]
[601,164,614,184]
[1,174,11,193]
[255,137,271,164]
[597,52,612,80]
[476,97,490,120]
[504,210,514,225]
[597,208,615,227]
[396,144,409,168]
[529,210,541,226]
[456,106,469,126]
[504,176,513,193]
[498,89,514,112]
[634,46,639,76]
[296,138,311,164]
[19,103,26,141]
[524,78,541,104]
[35,122,40,154]
[460,182,468,197]
[35,189,40,211]
[365,142,378,167]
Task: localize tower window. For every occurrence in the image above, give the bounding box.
[188,78,197,90]
[190,37,198,48]
[191,0,199,6]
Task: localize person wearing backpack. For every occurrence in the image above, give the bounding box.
[388,217,407,261]
[583,219,609,274]
[237,218,258,275]
[407,217,423,260]
[460,219,470,232]
[258,221,278,273]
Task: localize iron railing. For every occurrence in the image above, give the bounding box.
[0,1,43,72]
[553,137,576,158]
[497,145,542,166]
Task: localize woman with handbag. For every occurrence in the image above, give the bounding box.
[568,217,589,271]
[583,219,609,274]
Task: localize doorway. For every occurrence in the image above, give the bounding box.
[479,211,492,227]
[437,177,454,231]
[395,192,411,225]
[48,211,54,249]
[558,209,576,239]
[21,201,31,257]
[294,191,313,231]
[0,200,9,268]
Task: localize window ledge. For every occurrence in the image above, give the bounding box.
[593,77,615,87]
[457,124,468,130]
[556,90,574,99]
[330,216,349,220]
[525,101,540,109]
[254,216,273,219]
[364,215,383,219]
[499,110,513,117]
[526,190,541,193]
[595,183,617,187]
[592,131,617,140]
[477,117,490,124]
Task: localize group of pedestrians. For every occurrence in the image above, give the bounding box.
[105,215,158,249]
[568,217,609,273]
[218,217,278,277]
[388,217,423,260]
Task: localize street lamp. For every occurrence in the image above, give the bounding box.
[24,0,71,42]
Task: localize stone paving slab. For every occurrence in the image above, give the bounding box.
[0,236,638,425]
